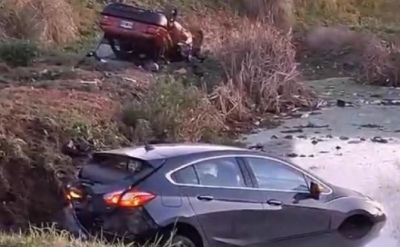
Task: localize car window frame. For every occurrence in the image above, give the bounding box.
[241,156,311,193]
[168,156,253,189]
[166,154,332,195]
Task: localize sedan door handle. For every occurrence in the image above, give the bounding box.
[197,195,214,201]
[266,199,282,206]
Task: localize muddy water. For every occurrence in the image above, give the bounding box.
[242,78,400,247]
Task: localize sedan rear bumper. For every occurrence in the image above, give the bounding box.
[60,203,159,243]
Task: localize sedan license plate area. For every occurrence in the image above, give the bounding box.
[120,20,134,29]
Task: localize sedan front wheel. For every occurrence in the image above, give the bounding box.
[172,235,197,247]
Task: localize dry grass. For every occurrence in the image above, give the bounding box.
[186,13,316,121]
[358,38,400,86]
[304,26,362,53]
[294,0,400,29]
[300,25,400,86]
[228,0,294,34]
[121,76,226,143]
[217,20,315,114]
[0,227,169,247]
[0,0,80,45]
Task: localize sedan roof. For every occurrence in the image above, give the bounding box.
[94,143,248,161]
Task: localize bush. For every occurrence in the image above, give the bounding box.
[358,38,400,86]
[0,0,80,45]
[0,40,40,67]
[121,76,225,143]
[229,0,294,34]
[302,26,400,86]
[217,20,316,115]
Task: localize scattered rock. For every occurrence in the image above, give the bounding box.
[300,113,310,118]
[348,140,361,144]
[287,153,298,158]
[311,140,318,145]
[270,135,278,139]
[284,135,293,140]
[174,68,187,74]
[339,136,349,141]
[359,124,383,129]
[308,154,315,158]
[370,100,382,105]
[381,99,400,106]
[326,134,333,138]
[300,154,306,158]
[360,137,366,141]
[61,138,91,158]
[281,129,303,133]
[337,99,346,107]
[145,62,160,72]
[371,136,389,144]
[80,79,99,85]
[297,135,307,139]
[335,146,341,150]
[294,122,329,129]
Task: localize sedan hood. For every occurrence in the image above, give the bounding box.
[329,184,367,200]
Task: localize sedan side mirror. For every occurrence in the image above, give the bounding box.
[310,181,322,199]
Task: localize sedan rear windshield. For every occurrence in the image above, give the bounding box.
[78,153,155,184]
[90,153,152,175]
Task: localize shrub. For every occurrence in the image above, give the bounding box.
[0,40,40,67]
[121,76,225,143]
[217,20,316,115]
[229,0,294,34]
[358,38,400,86]
[304,26,362,53]
[0,0,80,45]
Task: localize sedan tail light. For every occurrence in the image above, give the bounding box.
[65,185,84,201]
[99,16,118,26]
[103,189,155,208]
[146,26,160,34]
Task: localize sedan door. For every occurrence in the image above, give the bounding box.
[171,156,266,247]
[242,156,332,246]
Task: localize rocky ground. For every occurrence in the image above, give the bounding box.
[242,77,400,246]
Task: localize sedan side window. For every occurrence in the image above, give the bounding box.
[193,157,246,188]
[246,157,309,192]
[172,166,200,185]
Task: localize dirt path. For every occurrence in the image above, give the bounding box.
[241,77,400,246]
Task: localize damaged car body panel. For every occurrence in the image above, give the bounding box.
[61,143,387,247]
